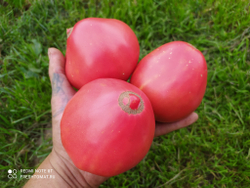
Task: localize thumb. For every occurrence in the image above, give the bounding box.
[48,48,76,119]
[48,48,66,83]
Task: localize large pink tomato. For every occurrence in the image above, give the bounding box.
[130,41,207,122]
[65,18,140,89]
[60,78,155,177]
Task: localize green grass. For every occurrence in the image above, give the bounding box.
[1,0,250,187]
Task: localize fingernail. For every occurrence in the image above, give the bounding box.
[67,27,73,38]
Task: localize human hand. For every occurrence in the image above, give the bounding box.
[24,48,108,188]
[25,47,198,188]
[48,48,109,187]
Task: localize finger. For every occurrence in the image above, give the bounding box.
[154,112,198,137]
[48,48,76,120]
[48,48,66,81]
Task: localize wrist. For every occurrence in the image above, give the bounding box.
[24,150,103,188]
[24,152,72,188]
[49,149,101,188]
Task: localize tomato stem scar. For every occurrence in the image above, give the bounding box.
[118,91,144,114]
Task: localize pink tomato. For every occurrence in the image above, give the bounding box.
[65,18,140,89]
[130,41,207,122]
[60,78,155,177]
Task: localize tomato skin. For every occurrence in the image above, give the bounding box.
[66,18,140,89]
[130,41,207,122]
[60,78,155,177]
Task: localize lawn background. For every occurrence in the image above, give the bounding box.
[1,0,250,187]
